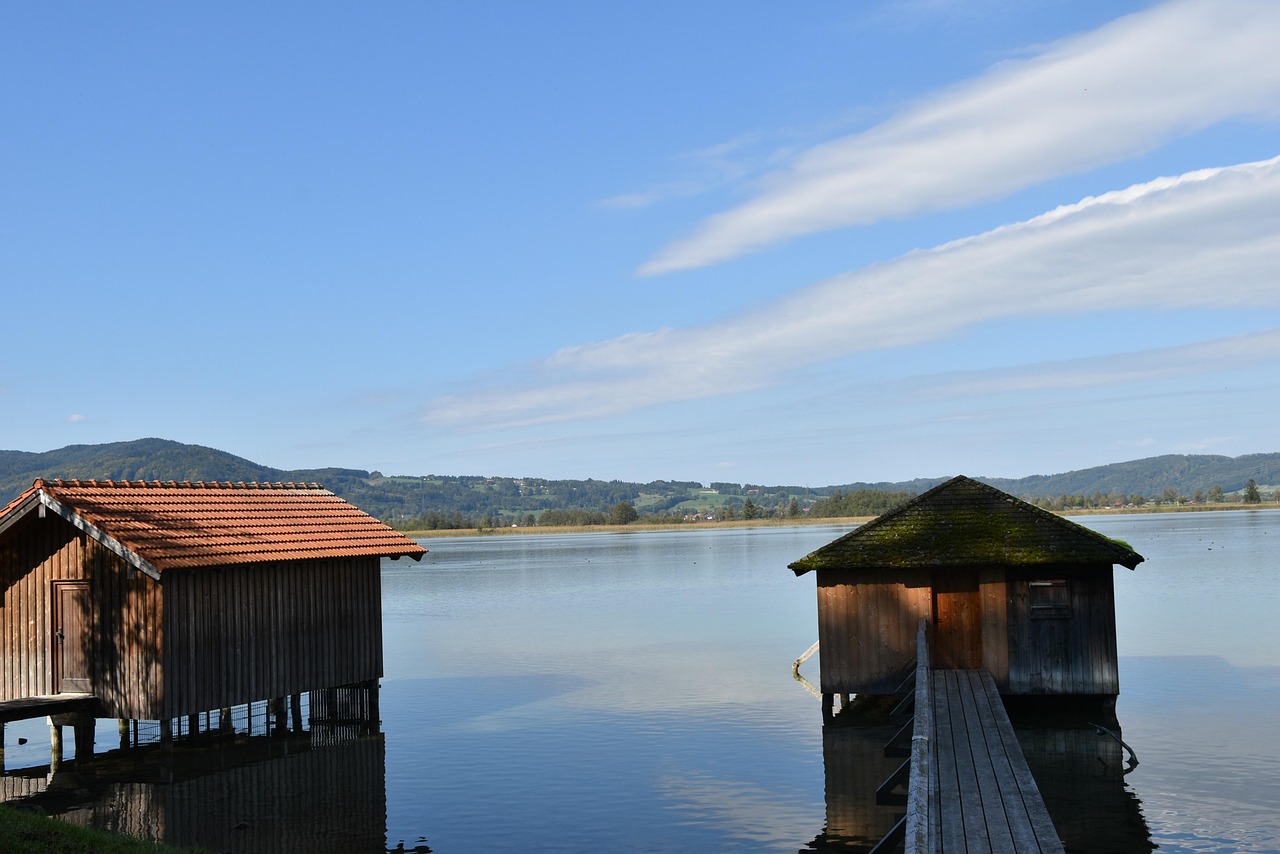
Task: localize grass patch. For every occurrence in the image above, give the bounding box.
[0,805,201,854]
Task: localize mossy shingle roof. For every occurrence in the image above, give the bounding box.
[789,475,1143,575]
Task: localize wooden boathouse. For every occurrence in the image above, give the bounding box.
[790,476,1143,711]
[0,479,426,732]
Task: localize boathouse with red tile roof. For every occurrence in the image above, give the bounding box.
[0,478,426,722]
[789,476,1143,706]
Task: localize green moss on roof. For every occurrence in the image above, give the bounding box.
[790,475,1144,574]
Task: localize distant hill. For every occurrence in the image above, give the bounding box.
[827,453,1280,503]
[3,438,1278,527]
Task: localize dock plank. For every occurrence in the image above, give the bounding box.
[925,670,1065,853]
[956,670,1017,851]
[932,673,968,853]
[977,671,1064,853]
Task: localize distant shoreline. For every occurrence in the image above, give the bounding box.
[401,502,1278,539]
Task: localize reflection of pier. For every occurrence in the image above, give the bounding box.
[1,696,393,853]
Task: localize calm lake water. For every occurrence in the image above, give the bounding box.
[5,511,1280,852]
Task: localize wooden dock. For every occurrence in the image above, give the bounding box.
[877,621,1064,853]
[0,694,94,725]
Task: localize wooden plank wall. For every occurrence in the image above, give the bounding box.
[816,568,931,694]
[932,570,982,669]
[979,568,1009,686]
[1006,565,1118,695]
[89,540,164,720]
[1,513,165,717]
[162,557,383,719]
[1,514,79,701]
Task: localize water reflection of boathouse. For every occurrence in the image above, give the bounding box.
[1,707,401,853]
[0,479,426,747]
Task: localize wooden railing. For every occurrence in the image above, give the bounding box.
[905,617,934,853]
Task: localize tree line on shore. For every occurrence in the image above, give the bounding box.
[1028,478,1271,511]
[4,439,1278,532]
[403,488,919,531]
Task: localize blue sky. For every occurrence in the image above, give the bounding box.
[4,0,1279,486]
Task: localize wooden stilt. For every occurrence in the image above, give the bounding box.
[271,697,287,733]
[159,718,172,743]
[367,681,380,732]
[290,694,303,733]
[73,715,94,762]
[822,693,834,725]
[49,718,63,768]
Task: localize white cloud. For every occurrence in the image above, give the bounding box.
[639,0,1280,274]
[67,413,86,424]
[423,156,1280,430]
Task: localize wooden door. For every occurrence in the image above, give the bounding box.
[933,571,982,669]
[52,580,92,693]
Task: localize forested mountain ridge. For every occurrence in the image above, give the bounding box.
[3,438,1278,527]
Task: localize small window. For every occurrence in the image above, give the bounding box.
[1029,579,1071,619]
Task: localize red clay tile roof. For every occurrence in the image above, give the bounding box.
[790,475,1143,575]
[6,478,427,574]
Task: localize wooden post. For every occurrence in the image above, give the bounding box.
[0,721,5,771]
[49,718,63,768]
[290,694,303,733]
[219,707,233,732]
[159,718,172,743]
[118,719,129,749]
[367,681,380,732]
[73,714,94,762]
[822,693,834,724]
[271,697,287,733]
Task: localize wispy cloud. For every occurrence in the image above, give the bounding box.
[639,0,1280,274]
[597,134,766,211]
[424,156,1280,430]
[67,413,87,424]
[908,328,1280,401]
